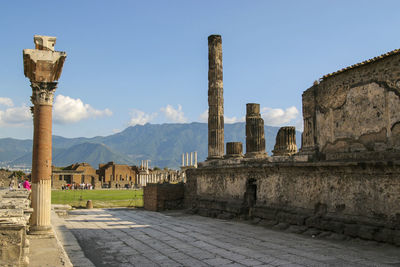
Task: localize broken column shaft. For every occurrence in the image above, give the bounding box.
[207,35,224,159]
[245,103,267,158]
[225,142,243,158]
[273,126,298,156]
[23,35,66,234]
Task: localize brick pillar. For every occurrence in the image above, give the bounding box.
[23,35,66,234]
[30,82,57,233]
[207,35,224,159]
[245,103,267,158]
[272,126,298,156]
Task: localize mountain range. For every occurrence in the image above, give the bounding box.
[0,122,302,169]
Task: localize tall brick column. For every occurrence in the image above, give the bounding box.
[245,103,267,158]
[23,35,66,234]
[207,35,224,159]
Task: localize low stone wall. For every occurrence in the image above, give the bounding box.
[185,159,400,246]
[144,183,184,212]
[0,189,32,267]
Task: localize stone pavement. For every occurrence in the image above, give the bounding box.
[58,208,400,267]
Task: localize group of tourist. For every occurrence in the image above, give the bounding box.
[9,179,31,191]
[61,183,93,190]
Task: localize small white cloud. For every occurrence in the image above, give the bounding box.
[0,104,31,126]
[160,104,187,123]
[199,109,244,124]
[128,109,157,126]
[53,95,112,124]
[225,115,245,124]
[199,109,208,122]
[0,97,13,107]
[295,118,304,132]
[261,106,299,126]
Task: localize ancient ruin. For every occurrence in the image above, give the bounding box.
[272,126,298,156]
[245,103,267,158]
[23,35,66,234]
[225,142,243,158]
[207,35,224,159]
[0,190,32,266]
[185,36,400,246]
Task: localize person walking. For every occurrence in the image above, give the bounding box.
[23,179,31,191]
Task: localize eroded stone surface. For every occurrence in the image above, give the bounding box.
[0,189,32,267]
[208,34,224,160]
[301,52,400,160]
[59,209,400,267]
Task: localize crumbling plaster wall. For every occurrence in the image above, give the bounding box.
[301,54,400,158]
[186,161,400,245]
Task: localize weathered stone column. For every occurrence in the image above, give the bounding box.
[207,35,224,159]
[225,142,243,158]
[23,35,66,234]
[181,153,185,166]
[245,103,267,158]
[272,126,298,156]
[194,151,198,167]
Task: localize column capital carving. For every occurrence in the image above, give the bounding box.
[30,81,58,106]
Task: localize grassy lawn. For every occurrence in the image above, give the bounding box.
[51,189,143,208]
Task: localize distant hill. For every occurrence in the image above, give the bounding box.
[0,122,302,169]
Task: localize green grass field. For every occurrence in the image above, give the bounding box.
[51,189,143,208]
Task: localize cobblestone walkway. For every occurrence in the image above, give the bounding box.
[61,209,400,267]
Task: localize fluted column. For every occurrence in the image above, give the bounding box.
[245,103,267,158]
[207,35,224,159]
[225,142,243,158]
[272,126,298,156]
[23,35,66,234]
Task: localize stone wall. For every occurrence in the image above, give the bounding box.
[0,189,32,266]
[144,183,184,212]
[185,159,400,245]
[301,52,400,160]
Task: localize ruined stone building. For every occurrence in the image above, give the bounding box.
[185,36,400,246]
[97,161,138,188]
[52,162,100,189]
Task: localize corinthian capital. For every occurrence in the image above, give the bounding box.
[30,81,58,106]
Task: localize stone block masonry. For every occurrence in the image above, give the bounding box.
[186,160,400,245]
[143,183,184,211]
[0,189,32,267]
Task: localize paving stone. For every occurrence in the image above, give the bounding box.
[55,209,400,267]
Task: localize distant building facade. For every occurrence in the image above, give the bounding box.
[97,162,138,188]
[52,162,100,189]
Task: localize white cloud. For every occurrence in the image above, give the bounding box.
[53,95,112,124]
[225,116,245,124]
[295,118,304,132]
[160,104,187,123]
[0,97,13,107]
[261,106,299,126]
[0,104,31,126]
[128,109,157,126]
[199,109,208,122]
[199,109,244,124]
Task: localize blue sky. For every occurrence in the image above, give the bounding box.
[1,0,400,139]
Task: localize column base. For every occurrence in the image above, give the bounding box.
[29,225,54,237]
[245,152,268,158]
[206,156,224,161]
